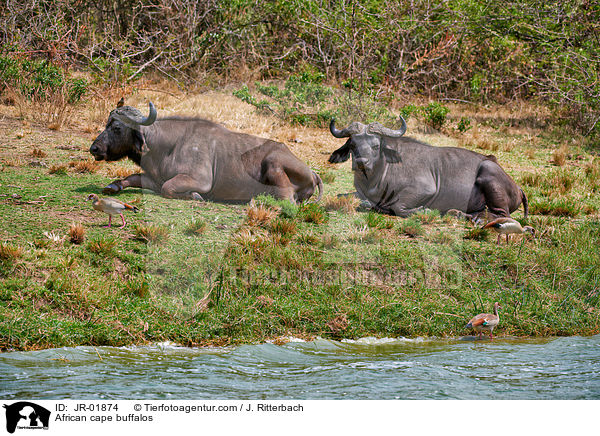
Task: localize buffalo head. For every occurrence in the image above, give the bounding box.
[328,117,407,174]
[89,101,157,162]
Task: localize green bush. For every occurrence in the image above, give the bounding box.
[423,102,450,130]
[0,55,87,103]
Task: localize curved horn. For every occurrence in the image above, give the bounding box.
[367,116,407,137]
[114,102,157,129]
[330,118,349,138]
[329,119,367,138]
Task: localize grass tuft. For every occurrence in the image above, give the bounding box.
[30,148,47,158]
[323,195,359,214]
[184,219,208,236]
[365,211,394,229]
[398,217,424,238]
[551,145,568,166]
[87,235,117,255]
[69,159,99,173]
[246,200,279,226]
[463,227,489,241]
[0,242,23,262]
[299,203,328,224]
[134,224,170,244]
[48,164,68,175]
[318,169,336,184]
[68,222,85,244]
[530,197,580,217]
[269,218,298,237]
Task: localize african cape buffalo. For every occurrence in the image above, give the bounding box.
[89,101,322,203]
[328,118,527,221]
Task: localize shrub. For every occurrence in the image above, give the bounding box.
[423,102,450,130]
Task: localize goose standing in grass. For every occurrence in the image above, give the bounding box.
[466,302,501,340]
[86,194,138,228]
[483,217,535,244]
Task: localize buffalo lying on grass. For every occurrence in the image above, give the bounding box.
[90,101,322,203]
[328,118,527,221]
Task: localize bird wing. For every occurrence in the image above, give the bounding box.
[482,315,499,327]
[469,317,486,327]
[483,217,515,230]
[104,197,138,212]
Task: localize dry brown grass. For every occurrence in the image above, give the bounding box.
[106,166,136,179]
[30,148,47,158]
[2,158,26,167]
[323,195,360,214]
[230,227,269,251]
[0,242,23,261]
[68,223,86,245]
[269,218,297,237]
[246,201,279,226]
[551,145,569,166]
[48,164,68,175]
[69,159,99,173]
[134,223,170,244]
[184,219,208,236]
[525,148,536,160]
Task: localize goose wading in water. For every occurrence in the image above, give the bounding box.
[483,217,535,244]
[466,302,501,340]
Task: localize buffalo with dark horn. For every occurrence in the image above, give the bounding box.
[90,101,323,203]
[328,117,528,221]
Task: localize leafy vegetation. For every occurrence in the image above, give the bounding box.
[2,1,598,139]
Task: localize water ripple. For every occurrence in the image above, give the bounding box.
[1,335,599,399]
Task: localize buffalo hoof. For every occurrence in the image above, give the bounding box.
[191,192,205,201]
[102,183,122,194]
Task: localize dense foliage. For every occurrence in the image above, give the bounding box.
[1,0,599,136]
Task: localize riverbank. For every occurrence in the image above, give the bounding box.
[1,86,599,351]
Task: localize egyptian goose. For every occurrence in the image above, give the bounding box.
[466,302,501,340]
[483,217,535,244]
[86,194,138,228]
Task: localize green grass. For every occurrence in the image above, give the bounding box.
[1,100,600,351]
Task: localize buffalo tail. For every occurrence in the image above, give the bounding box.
[520,188,529,219]
[312,171,323,202]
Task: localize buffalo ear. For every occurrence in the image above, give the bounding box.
[329,144,351,163]
[116,97,125,108]
[133,129,145,153]
[382,146,401,163]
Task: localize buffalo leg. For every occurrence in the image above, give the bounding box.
[160,174,211,200]
[474,160,515,218]
[103,173,160,194]
[389,204,427,217]
[260,164,296,202]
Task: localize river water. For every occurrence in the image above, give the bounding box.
[1,335,599,400]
